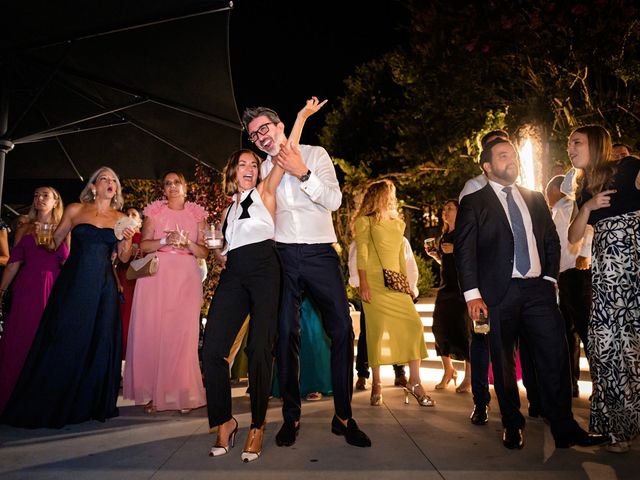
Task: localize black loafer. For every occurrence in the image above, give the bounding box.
[555,429,608,448]
[470,404,489,425]
[331,415,371,447]
[503,427,524,450]
[275,420,299,447]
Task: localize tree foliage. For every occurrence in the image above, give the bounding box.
[321,0,640,252]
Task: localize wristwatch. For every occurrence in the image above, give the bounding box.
[299,169,312,182]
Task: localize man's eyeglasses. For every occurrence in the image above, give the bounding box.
[248,122,275,143]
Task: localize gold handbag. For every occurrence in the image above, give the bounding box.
[126,253,159,280]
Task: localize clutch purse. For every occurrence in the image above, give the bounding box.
[382,269,414,297]
[126,254,159,280]
[114,216,141,240]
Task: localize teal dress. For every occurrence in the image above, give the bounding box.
[272,296,333,397]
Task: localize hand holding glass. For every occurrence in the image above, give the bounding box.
[473,311,490,334]
[204,223,224,249]
[424,237,436,252]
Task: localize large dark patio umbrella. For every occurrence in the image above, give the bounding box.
[0,0,241,208]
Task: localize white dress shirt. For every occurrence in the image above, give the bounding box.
[559,168,578,200]
[551,196,593,273]
[260,144,341,244]
[463,180,547,303]
[348,238,419,298]
[459,173,488,201]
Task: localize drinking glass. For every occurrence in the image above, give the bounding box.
[424,237,436,251]
[36,223,54,246]
[473,311,490,334]
[204,223,224,249]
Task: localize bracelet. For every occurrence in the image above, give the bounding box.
[159,237,167,246]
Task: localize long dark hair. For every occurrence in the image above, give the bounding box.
[572,125,616,196]
[441,199,459,235]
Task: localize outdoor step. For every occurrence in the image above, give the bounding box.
[416,297,591,377]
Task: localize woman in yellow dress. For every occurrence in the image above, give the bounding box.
[354,179,432,407]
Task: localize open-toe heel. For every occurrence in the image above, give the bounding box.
[404,383,436,407]
[143,401,156,414]
[210,417,239,457]
[435,370,458,390]
[241,424,265,462]
[370,383,383,406]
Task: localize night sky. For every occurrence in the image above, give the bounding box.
[228,0,409,144]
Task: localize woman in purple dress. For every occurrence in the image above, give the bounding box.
[0,186,68,414]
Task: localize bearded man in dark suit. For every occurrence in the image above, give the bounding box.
[454,137,606,450]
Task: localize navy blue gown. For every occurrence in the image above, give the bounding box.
[2,224,122,428]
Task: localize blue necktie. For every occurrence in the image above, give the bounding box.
[502,186,531,276]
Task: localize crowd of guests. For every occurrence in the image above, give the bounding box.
[0,99,637,460]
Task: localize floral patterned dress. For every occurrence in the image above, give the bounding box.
[578,156,640,443]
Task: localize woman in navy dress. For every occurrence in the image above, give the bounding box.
[1,167,136,429]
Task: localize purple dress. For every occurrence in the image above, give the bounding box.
[0,234,69,413]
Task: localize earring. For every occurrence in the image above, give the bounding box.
[91,189,96,199]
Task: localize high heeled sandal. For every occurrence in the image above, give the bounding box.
[435,370,458,390]
[210,417,239,457]
[143,401,156,414]
[404,383,436,407]
[455,378,471,393]
[370,383,383,406]
[606,441,630,453]
[241,424,265,462]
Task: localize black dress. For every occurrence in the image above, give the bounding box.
[431,230,471,361]
[2,224,122,428]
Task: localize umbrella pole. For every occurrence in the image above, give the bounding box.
[0,85,11,208]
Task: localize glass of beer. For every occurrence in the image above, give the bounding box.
[36,223,54,246]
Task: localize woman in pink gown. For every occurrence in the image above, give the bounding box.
[124,171,209,413]
[0,186,68,413]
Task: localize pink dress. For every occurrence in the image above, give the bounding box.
[123,201,207,411]
[0,234,69,413]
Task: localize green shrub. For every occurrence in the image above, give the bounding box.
[415,252,438,297]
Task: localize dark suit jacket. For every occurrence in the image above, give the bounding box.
[454,183,561,306]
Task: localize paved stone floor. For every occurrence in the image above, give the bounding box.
[0,367,636,480]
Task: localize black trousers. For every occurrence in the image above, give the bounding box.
[202,240,280,428]
[276,243,354,422]
[488,278,578,439]
[558,268,592,388]
[470,327,542,413]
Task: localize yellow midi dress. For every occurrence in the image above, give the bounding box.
[355,216,426,367]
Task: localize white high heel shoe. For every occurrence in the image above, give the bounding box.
[209,418,238,457]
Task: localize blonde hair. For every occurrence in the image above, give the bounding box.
[79,166,124,210]
[223,149,263,196]
[355,179,399,223]
[27,186,64,225]
[572,125,616,196]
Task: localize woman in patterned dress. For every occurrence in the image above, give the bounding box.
[568,125,640,453]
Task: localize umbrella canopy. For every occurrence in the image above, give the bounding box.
[0,0,241,207]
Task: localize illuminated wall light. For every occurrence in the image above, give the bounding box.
[518,138,537,190]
